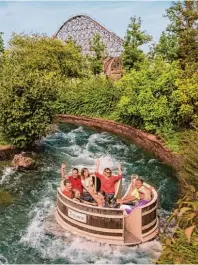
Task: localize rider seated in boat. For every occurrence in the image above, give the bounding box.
[117,177,152,205]
[120,189,151,214]
[61,163,83,194]
[81,168,96,202]
[87,190,108,207]
[72,189,97,206]
[61,179,74,198]
[95,159,123,200]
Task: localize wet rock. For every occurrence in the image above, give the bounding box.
[11,154,35,169]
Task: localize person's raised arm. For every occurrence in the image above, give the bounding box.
[117,163,122,176]
[61,163,68,179]
[95,159,100,173]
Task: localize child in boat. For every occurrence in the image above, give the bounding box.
[120,190,150,214]
[72,189,97,206]
[81,168,96,202]
[95,159,123,200]
[61,179,74,199]
[117,177,152,204]
[89,190,108,207]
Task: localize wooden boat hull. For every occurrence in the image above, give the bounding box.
[55,187,159,245]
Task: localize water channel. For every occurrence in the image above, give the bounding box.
[0,123,178,264]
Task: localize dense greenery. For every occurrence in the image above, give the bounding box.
[0,32,4,54]
[54,75,122,117]
[122,16,152,71]
[90,34,105,75]
[0,34,89,148]
[158,185,198,264]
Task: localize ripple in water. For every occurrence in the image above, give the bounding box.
[0,123,178,263]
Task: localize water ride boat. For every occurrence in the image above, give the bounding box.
[55,176,159,245]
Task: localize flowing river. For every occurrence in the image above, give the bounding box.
[0,123,178,264]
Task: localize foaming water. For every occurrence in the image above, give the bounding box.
[0,167,15,185]
[0,123,178,263]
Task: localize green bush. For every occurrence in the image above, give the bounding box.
[114,58,180,139]
[158,185,198,264]
[54,75,122,118]
[0,60,57,148]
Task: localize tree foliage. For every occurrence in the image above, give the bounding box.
[160,0,198,127]
[0,33,89,148]
[114,58,179,142]
[54,75,122,117]
[8,33,88,78]
[90,34,105,75]
[122,16,152,71]
[179,124,198,188]
[0,58,57,148]
[166,0,198,68]
[158,185,198,264]
[0,32,4,54]
[153,31,179,62]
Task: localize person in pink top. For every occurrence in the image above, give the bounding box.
[95,159,123,200]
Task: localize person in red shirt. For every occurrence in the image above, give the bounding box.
[61,163,83,194]
[95,159,123,200]
[61,179,73,198]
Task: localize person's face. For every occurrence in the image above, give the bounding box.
[75,190,81,199]
[72,170,78,178]
[84,169,89,178]
[135,180,143,189]
[66,183,72,191]
[104,169,112,178]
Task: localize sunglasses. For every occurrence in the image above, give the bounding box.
[105,171,111,174]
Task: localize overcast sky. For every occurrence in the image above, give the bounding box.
[0,1,172,51]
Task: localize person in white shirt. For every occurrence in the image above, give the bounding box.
[80,168,95,202]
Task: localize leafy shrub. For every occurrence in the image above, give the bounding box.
[114,58,179,139]
[54,75,122,118]
[0,59,57,148]
[158,185,198,264]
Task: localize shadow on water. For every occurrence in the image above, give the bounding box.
[0,123,178,264]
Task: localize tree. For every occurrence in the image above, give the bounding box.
[115,58,179,146]
[0,33,90,148]
[8,33,88,78]
[163,1,198,127]
[122,16,152,71]
[90,34,105,75]
[0,57,57,148]
[173,65,198,126]
[0,32,4,54]
[165,0,198,68]
[179,123,198,188]
[153,31,179,62]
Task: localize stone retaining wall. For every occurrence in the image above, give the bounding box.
[56,114,181,171]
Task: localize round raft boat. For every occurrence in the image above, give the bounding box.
[55,176,159,246]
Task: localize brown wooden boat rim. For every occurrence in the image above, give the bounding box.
[58,181,158,213]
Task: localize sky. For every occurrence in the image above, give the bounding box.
[0,1,172,51]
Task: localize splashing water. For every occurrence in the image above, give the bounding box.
[0,123,178,263]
